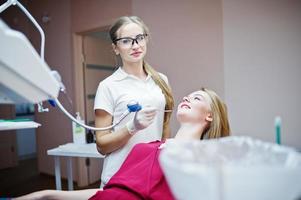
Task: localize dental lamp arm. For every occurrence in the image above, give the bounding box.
[0,0,14,13]
[1,0,48,112]
[15,1,45,60]
[0,0,45,60]
[14,0,49,112]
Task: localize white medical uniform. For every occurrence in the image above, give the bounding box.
[94,67,168,186]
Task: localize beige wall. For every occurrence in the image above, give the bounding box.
[223,0,301,149]
[132,0,224,134]
[71,0,132,33]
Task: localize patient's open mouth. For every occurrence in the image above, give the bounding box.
[180,103,191,109]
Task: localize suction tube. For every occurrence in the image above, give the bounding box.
[55,99,142,131]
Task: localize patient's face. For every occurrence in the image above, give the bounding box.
[176,91,212,124]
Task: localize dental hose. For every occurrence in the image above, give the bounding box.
[54,98,142,131]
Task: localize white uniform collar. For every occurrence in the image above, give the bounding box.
[113,67,151,81]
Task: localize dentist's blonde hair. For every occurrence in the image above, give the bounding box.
[200,88,230,139]
[109,16,174,138]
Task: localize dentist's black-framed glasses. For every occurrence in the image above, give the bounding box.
[114,34,148,49]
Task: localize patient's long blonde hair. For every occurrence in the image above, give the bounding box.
[109,16,174,137]
[200,88,230,139]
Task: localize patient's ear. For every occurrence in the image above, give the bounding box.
[205,113,213,122]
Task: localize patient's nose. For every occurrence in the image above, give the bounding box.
[183,96,190,102]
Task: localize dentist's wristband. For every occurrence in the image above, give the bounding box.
[126,121,138,135]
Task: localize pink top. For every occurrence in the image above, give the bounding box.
[89,141,175,200]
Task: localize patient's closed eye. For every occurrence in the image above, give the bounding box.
[194,97,201,101]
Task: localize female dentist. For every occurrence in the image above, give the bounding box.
[94,16,174,186]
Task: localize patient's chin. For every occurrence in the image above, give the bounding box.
[176,112,192,123]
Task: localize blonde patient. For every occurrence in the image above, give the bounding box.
[14,88,230,200]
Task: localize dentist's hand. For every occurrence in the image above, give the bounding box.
[126,106,157,135]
